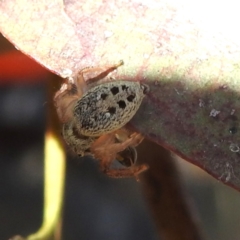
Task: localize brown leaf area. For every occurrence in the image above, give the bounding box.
[1,0,240,190]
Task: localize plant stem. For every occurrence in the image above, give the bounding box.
[28,75,65,240]
[138,139,206,240]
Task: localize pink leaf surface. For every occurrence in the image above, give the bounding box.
[1,0,240,190]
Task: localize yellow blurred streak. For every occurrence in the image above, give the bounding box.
[28,132,65,240]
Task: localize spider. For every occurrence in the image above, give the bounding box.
[54,61,149,179]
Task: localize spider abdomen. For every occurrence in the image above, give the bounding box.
[73,81,149,137]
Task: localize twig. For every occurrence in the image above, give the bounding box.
[138,139,206,240]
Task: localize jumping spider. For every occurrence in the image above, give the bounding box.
[54,61,149,179]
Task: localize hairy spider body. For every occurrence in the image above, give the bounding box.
[54,61,149,179]
[74,81,148,137]
[62,121,97,157]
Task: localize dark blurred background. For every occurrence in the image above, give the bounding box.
[1,34,240,240]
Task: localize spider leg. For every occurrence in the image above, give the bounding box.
[54,83,79,123]
[91,132,143,161]
[104,165,148,180]
[115,129,144,147]
[75,61,124,93]
[91,131,147,179]
[55,61,123,123]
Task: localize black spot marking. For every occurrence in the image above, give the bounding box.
[122,85,127,90]
[108,107,116,114]
[127,94,135,102]
[101,93,108,100]
[229,126,238,134]
[111,86,119,95]
[117,100,126,109]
